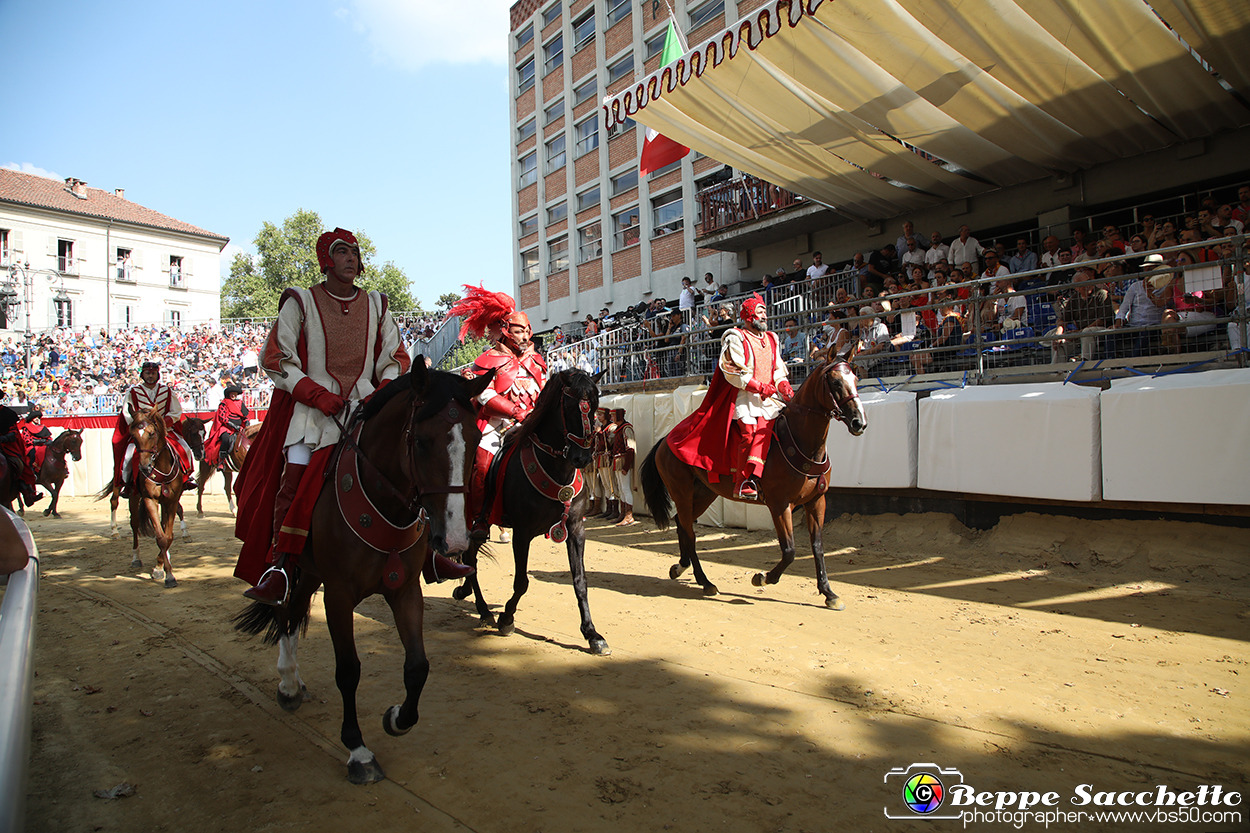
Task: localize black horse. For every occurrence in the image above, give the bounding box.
[453,369,609,655]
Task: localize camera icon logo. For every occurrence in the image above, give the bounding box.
[883,763,965,820]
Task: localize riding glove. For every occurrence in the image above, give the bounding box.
[293,378,346,417]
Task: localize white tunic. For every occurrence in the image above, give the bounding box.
[717,327,788,424]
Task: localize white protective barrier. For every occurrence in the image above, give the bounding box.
[53,426,232,500]
[826,390,917,489]
[1101,368,1250,505]
[918,383,1103,502]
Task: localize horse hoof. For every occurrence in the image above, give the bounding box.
[451,584,472,601]
[825,595,845,611]
[668,563,687,580]
[42,508,51,517]
[277,684,308,712]
[196,511,204,518]
[347,758,386,786]
[497,619,515,637]
[51,512,60,519]
[382,705,412,737]
[478,612,497,628]
[751,572,767,587]
[151,568,164,582]
[130,559,142,571]
[588,638,611,656]
[164,577,178,589]
[110,530,120,539]
[702,584,719,597]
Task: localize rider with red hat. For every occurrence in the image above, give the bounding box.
[666,295,793,499]
[446,285,547,541]
[110,360,197,498]
[234,227,472,607]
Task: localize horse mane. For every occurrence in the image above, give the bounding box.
[360,373,413,422]
[412,370,479,422]
[501,369,596,453]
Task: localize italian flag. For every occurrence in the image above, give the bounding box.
[639,21,691,175]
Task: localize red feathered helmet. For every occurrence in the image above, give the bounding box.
[446,285,529,343]
[739,294,767,324]
[316,228,363,276]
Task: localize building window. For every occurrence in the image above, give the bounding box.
[546,134,566,171]
[169,255,185,287]
[578,221,602,263]
[611,169,638,195]
[649,159,681,178]
[645,28,668,60]
[573,76,598,107]
[608,54,634,85]
[519,151,538,188]
[120,304,136,326]
[544,34,563,74]
[548,201,568,224]
[613,206,640,250]
[545,98,564,125]
[0,229,9,267]
[521,248,540,283]
[607,116,635,138]
[520,214,539,237]
[688,0,724,31]
[548,235,569,273]
[542,4,560,27]
[652,191,684,236]
[516,23,534,48]
[575,116,599,157]
[518,57,535,94]
[577,184,600,212]
[55,239,75,274]
[572,10,595,50]
[517,118,536,143]
[115,247,134,281]
[53,298,74,328]
[607,0,630,25]
[165,309,182,327]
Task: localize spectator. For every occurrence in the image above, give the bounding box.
[853,300,893,373]
[1113,254,1165,357]
[1049,267,1113,362]
[865,243,899,293]
[780,317,808,365]
[1214,203,1244,235]
[1230,185,1250,227]
[678,276,700,311]
[948,225,983,273]
[788,258,806,283]
[924,231,950,269]
[709,284,728,305]
[583,314,600,338]
[1069,227,1088,259]
[806,251,830,283]
[1008,238,1038,274]
[1101,224,1127,253]
[899,236,926,272]
[896,220,928,257]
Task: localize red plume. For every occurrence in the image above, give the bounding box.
[446,284,517,342]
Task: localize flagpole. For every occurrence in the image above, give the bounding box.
[663,0,689,51]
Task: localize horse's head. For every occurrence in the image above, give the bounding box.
[802,343,867,437]
[403,362,492,557]
[61,429,83,462]
[554,369,599,469]
[182,417,206,462]
[128,403,168,475]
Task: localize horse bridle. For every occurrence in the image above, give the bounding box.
[132,418,178,486]
[784,360,858,428]
[531,385,594,459]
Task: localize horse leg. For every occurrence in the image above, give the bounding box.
[150,499,175,587]
[567,531,609,655]
[324,587,384,785]
[176,501,189,542]
[496,535,531,637]
[276,576,318,711]
[381,583,429,737]
[672,488,719,596]
[805,493,843,611]
[45,479,62,518]
[753,503,796,588]
[110,488,121,539]
[129,501,142,571]
[196,463,206,517]
[224,470,235,516]
[452,543,496,627]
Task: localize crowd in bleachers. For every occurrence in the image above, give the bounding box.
[543,184,1248,383]
[0,312,447,417]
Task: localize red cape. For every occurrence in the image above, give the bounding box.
[232,388,293,585]
[665,370,739,477]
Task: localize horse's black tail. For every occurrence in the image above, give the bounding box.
[233,597,312,646]
[92,481,115,502]
[639,439,673,531]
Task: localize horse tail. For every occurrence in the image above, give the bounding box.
[92,481,116,502]
[233,597,312,646]
[639,439,673,531]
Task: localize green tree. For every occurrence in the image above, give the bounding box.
[437,292,462,312]
[220,209,418,319]
[439,336,491,371]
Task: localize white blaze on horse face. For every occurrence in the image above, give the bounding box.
[442,423,469,553]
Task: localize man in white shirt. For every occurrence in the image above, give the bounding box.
[678,276,700,311]
[924,231,949,268]
[900,236,926,273]
[806,251,830,282]
[895,220,927,257]
[948,225,983,272]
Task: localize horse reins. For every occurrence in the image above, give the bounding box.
[530,387,594,459]
[775,360,859,478]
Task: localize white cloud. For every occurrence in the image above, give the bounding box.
[218,243,253,281]
[345,0,512,71]
[2,163,63,181]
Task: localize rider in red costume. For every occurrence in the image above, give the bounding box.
[0,405,42,505]
[666,295,793,499]
[205,383,249,467]
[110,360,197,498]
[446,286,547,541]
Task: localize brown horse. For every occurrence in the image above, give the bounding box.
[639,350,868,609]
[185,417,261,517]
[95,404,186,588]
[103,424,190,543]
[235,362,492,784]
[24,428,83,518]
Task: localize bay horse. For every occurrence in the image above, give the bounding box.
[185,416,261,517]
[235,362,492,785]
[94,404,187,587]
[639,349,868,609]
[26,428,83,518]
[451,368,609,655]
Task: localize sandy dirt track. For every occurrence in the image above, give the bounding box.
[20,495,1250,833]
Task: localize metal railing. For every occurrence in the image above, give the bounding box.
[0,509,38,833]
[696,174,806,234]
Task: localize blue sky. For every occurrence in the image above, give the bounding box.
[2,0,515,309]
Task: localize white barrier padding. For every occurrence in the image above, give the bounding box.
[1102,368,1250,504]
[919,383,1102,501]
[826,390,917,489]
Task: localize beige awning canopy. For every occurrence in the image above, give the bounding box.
[603,0,1250,222]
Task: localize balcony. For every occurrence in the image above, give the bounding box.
[697,175,805,234]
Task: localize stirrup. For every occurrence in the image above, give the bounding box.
[244,565,291,606]
[736,479,759,500]
[468,517,490,542]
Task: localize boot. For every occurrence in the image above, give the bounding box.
[585,496,602,518]
[468,515,490,542]
[736,477,760,500]
[20,483,43,506]
[242,461,306,605]
[423,552,475,583]
[603,499,621,522]
[614,501,635,526]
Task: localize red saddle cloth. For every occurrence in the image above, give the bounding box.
[32,445,47,473]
